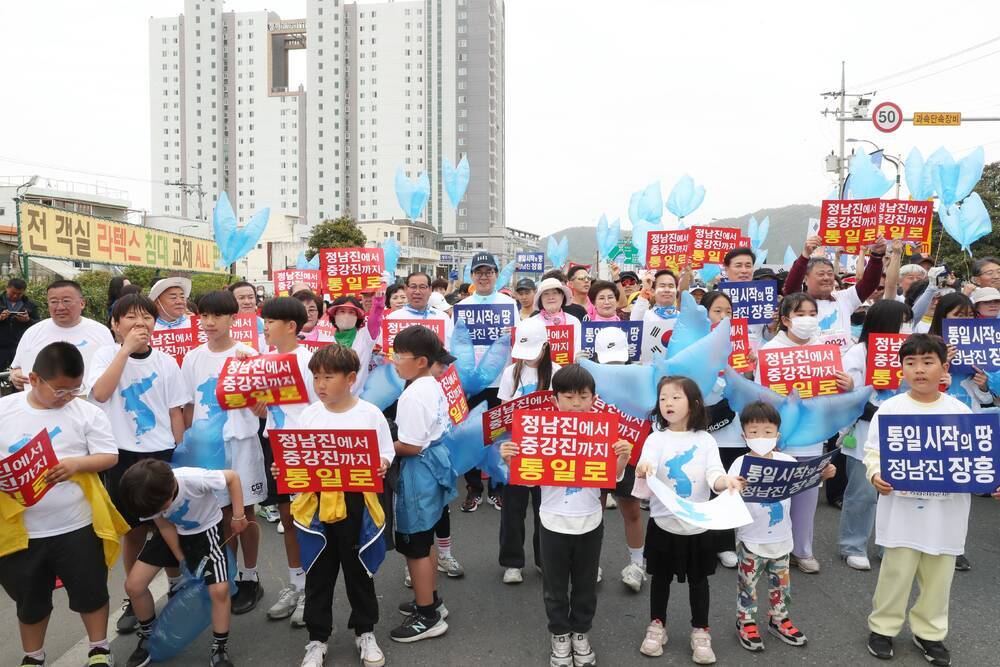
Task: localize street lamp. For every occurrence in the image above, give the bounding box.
[14,175,38,198]
[846,138,903,198]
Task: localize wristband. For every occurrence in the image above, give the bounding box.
[231,515,246,522]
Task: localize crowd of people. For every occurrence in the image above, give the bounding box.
[0,240,998,667]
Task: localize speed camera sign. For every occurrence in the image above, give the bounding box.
[872,102,903,133]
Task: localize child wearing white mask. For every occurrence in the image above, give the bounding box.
[727,401,835,652]
[326,293,385,395]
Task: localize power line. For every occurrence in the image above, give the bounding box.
[855,34,1000,88]
[876,47,1000,92]
[0,154,164,186]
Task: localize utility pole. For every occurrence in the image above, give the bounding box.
[164,173,207,220]
[821,62,874,197]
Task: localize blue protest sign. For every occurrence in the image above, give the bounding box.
[516,252,545,274]
[453,304,516,345]
[581,321,643,362]
[878,413,1000,494]
[717,280,778,325]
[942,318,1000,373]
[739,450,838,503]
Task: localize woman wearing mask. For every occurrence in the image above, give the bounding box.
[327,290,385,394]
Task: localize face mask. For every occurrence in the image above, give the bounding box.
[334,313,358,331]
[899,323,914,335]
[850,323,863,340]
[747,437,778,456]
[789,315,819,339]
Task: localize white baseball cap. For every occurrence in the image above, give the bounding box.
[148,276,191,303]
[971,287,1000,304]
[595,326,629,363]
[512,316,548,361]
[429,291,451,311]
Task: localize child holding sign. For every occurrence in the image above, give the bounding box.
[0,342,127,667]
[633,376,743,664]
[500,364,632,667]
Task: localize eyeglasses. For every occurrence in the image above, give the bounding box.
[472,269,496,277]
[407,284,430,290]
[392,354,416,362]
[46,298,78,308]
[40,377,86,398]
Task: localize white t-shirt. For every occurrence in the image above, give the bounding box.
[636,428,725,535]
[181,341,259,440]
[539,485,606,535]
[863,392,972,556]
[150,467,228,535]
[728,453,795,558]
[11,317,115,389]
[456,292,520,389]
[386,305,456,351]
[264,346,319,434]
[497,361,562,402]
[814,288,862,350]
[295,398,396,466]
[0,392,118,538]
[396,375,449,449]
[757,331,825,457]
[87,346,190,453]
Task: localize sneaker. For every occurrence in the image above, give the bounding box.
[460,491,482,513]
[117,598,138,634]
[389,610,448,643]
[737,621,764,652]
[845,555,872,571]
[955,554,971,571]
[867,632,894,660]
[210,647,234,667]
[299,640,327,667]
[356,632,386,667]
[913,636,951,666]
[639,620,668,657]
[550,633,573,667]
[397,598,449,619]
[290,593,306,628]
[690,628,716,664]
[621,562,645,592]
[791,555,820,574]
[86,647,113,666]
[605,494,617,509]
[503,567,524,584]
[267,585,301,620]
[257,505,280,523]
[277,520,285,534]
[404,570,412,588]
[596,566,602,583]
[717,551,738,568]
[232,577,264,615]
[571,633,596,667]
[489,493,503,510]
[437,555,465,578]
[19,657,45,667]
[768,618,807,646]
[126,636,150,667]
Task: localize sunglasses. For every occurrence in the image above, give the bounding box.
[620,278,637,287]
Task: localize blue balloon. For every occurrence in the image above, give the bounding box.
[665,318,732,399]
[441,403,488,476]
[989,370,1000,397]
[546,236,569,270]
[596,214,621,259]
[579,358,657,420]
[666,175,706,220]
[666,292,710,359]
[213,192,270,267]
[442,155,471,208]
[783,245,798,267]
[629,219,662,262]
[394,167,430,220]
[496,260,517,294]
[295,250,319,270]
[754,249,768,268]
[845,149,892,200]
[452,320,511,397]
[170,412,227,470]
[699,264,722,284]
[904,148,935,201]
[747,215,770,253]
[381,237,402,275]
[939,192,992,254]
[930,146,984,210]
[359,361,405,410]
[481,441,510,485]
[463,264,472,284]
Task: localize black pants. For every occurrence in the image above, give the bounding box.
[499,485,541,568]
[465,387,503,496]
[539,522,603,635]
[825,436,847,506]
[435,505,450,539]
[715,448,743,553]
[650,574,709,629]
[304,494,379,641]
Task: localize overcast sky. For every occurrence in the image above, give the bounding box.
[2,0,999,236]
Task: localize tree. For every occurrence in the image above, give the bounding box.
[306,216,368,259]
[928,161,1000,277]
[122,267,159,290]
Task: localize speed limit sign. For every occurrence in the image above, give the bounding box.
[872,102,903,133]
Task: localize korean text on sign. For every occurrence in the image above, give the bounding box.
[269,429,383,494]
[150,325,199,366]
[739,450,838,503]
[437,365,469,425]
[942,318,1000,373]
[717,280,778,325]
[581,321,642,362]
[382,319,446,360]
[592,396,651,465]
[865,333,908,390]
[510,410,619,488]
[0,429,58,507]
[318,247,384,297]
[726,318,754,373]
[646,230,691,271]
[819,199,932,253]
[516,252,545,273]
[689,226,742,269]
[482,390,555,445]
[539,324,575,365]
[273,269,322,297]
[453,304,515,345]
[216,353,309,410]
[757,344,843,398]
[879,414,1000,494]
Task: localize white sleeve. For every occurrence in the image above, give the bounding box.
[374,411,395,465]
[396,389,433,448]
[84,407,121,456]
[569,316,582,353]
[192,469,228,494]
[162,356,192,408]
[497,364,516,402]
[10,324,38,370]
[843,344,867,388]
[702,434,726,490]
[835,287,862,315]
[630,297,649,321]
[85,347,116,399]
[180,352,197,405]
[637,432,661,468]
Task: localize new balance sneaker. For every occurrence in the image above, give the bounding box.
[690,628,716,664]
[503,567,524,584]
[86,647,113,666]
[437,555,465,578]
[913,636,951,666]
[356,632,386,667]
[290,593,306,628]
[639,620,667,657]
[570,633,596,667]
[621,562,645,592]
[209,647,234,667]
[397,598,449,619]
[126,636,150,667]
[717,551,738,568]
[116,598,138,634]
[299,641,327,667]
[267,586,301,620]
[737,621,764,652]
[232,576,264,615]
[768,618,807,646]
[867,632,894,660]
[460,491,482,512]
[389,610,448,643]
[550,633,573,667]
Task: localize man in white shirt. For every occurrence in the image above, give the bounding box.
[149,276,192,330]
[385,272,454,349]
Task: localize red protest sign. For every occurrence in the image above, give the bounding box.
[482,391,555,445]
[269,429,383,493]
[510,410,619,488]
[758,344,844,398]
[319,247,384,298]
[646,230,691,271]
[727,317,755,373]
[592,396,652,466]
[819,199,881,252]
[0,429,58,507]
[382,319,446,361]
[876,200,932,250]
[151,325,199,366]
[302,339,335,352]
[511,324,575,365]
[274,269,322,297]
[689,226,742,269]
[866,333,908,390]
[437,365,469,425]
[230,313,261,350]
[216,353,310,410]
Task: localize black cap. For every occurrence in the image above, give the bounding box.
[753,267,779,280]
[470,252,498,272]
[436,350,457,366]
[910,253,933,266]
[618,271,640,283]
[515,278,536,292]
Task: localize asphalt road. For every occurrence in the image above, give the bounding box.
[4,492,999,666]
